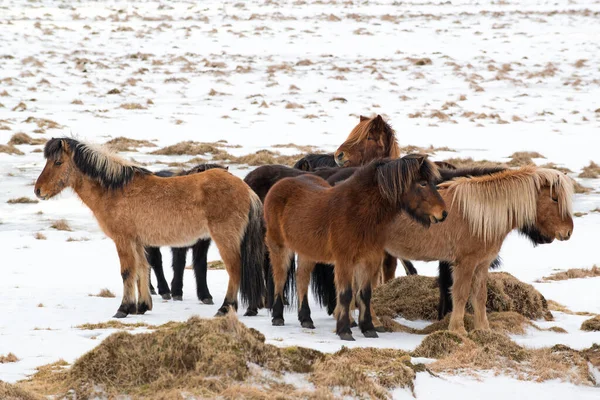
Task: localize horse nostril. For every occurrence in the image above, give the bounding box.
[566,230,572,239]
[35,188,41,196]
[442,211,448,220]
[337,152,344,161]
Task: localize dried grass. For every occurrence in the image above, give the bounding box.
[90,289,116,298]
[8,133,46,146]
[7,197,38,204]
[0,381,43,400]
[207,260,225,270]
[579,161,600,179]
[580,315,600,332]
[119,103,147,110]
[0,353,19,363]
[373,273,551,322]
[34,232,46,240]
[105,137,156,152]
[50,219,72,231]
[441,157,505,168]
[23,117,62,130]
[151,141,229,156]
[0,144,25,155]
[540,266,600,282]
[75,321,151,330]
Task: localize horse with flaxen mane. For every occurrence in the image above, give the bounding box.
[145,163,227,304]
[34,138,266,318]
[382,166,573,334]
[264,155,447,341]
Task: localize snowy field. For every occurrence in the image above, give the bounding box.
[1,0,599,397]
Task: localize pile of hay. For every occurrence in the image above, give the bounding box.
[373,272,551,323]
[19,314,422,399]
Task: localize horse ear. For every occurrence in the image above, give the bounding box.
[60,139,70,153]
[359,115,369,122]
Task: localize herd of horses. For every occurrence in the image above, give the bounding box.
[33,115,574,340]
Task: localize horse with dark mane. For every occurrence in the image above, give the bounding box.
[145,163,227,304]
[34,138,266,318]
[264,155,447,340]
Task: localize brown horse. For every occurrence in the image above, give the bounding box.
[34,138,266,318]
[264,155,447,341]
[383,166,573,334]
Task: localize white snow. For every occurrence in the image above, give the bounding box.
[1,0,599,397]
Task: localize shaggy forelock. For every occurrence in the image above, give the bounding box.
[376,154,440,204]
[43,137,149,189]
[439,166,573,242]
[342,116,401,159]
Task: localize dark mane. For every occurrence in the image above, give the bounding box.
[44,137,150,190]
[375,155,440,204]
[293,153,337,171]
[437,166,507,183]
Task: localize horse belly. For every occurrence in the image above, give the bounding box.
[139,212,211,248]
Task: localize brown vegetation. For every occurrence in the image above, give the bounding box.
[581,316,600,332]
[579,161,600,179]
[8,133,46,146]
[34,232,46,240]
[75,321,151,330]
[119,103,146,110]
[441,157,505,168]
[0,353,19,363]
[540,266,600,282]
[7,197,39,204]
[90,289,116,298]
[50,219,72,231]
[0,144,24,155]
[105,137,156,152]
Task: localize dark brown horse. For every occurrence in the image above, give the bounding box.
[35,138,266,318]
[264,155,447,340]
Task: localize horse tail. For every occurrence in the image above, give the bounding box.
[311,262,337,315]
[239,192,267,310]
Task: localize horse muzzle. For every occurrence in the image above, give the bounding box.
[430,210,448,224]
[556,230,572,241]
[34,188,48,200]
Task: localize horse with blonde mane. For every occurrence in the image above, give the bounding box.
[264,155,448,340]
[383,166,573,334]
[34,138,266,318]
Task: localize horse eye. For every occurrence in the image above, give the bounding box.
[367,136,374,141]
[552,196,558,203]
[419,181,427,187]
[54,161,63,166]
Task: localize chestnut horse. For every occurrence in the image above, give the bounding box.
[34,138,266,318]
[264,155,447,341]
[383,166,573,334]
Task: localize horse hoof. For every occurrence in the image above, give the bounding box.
[172,296,183,301]
[137,303,150,315]
[244,309,258,317]
[363,330,379,338]
[339,332,355,341]
[374,325,386,333]
[272,318,285,326]
[150,288,157,295]
[161,293,172,300]
[215,309,228,317]
[350,321,358,328]
[201,298,214,305]
[113,311,128,319]
[301,321,315,329]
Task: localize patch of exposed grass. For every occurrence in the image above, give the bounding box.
[50,219,72,231]
[119,103,147,110]
[0,353,19,364]
[541,266,600,282]
[34,232,46,240]
[66,237,90,242]
[441,157,505,168]
[0,381,43,400]
[0,144,25,155]
[8,132,46,146]
[37,303,44,308]
[23,117,62,130]
[374,273,551,322]
[508,151,544,167]
[579,161,600,179]
[272,143,321,153]
[412,331,464,358]
[7,197,38,204]
[285,102,304,109]
[75,321,151,330]
[151,141,231,156]
[89,289,115,298]
[402,144,455,155]
[539,162,572,173]
[223,149,302,167]
[208,260,225,270]
[408,57,432,66]
[105,137,156,152]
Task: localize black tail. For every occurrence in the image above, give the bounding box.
[239,193,266,310]
[311,262,337,315]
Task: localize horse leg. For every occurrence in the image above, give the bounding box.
[269,245,293,326]
[400,259,418,276]
[438,261,454,320]
[211,235,242,316]
[383,253,398,281]
[192,239,213,304]
[135,243,153,314]
[368,270,385,333]
[170,247,188,301]
[297,257,316,329]
[334,263,355,341]
[449,261,477,335]
[470,263,490,331]
[113,241,138,318]
[355,262,379,338]
[146,246,171,300]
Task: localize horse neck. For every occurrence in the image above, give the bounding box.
[70,170,112,212]
[341,168,397,225]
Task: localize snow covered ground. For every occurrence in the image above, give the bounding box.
[1,0,599,397]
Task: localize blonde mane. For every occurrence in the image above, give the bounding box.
[44,138,149,189]
[439,166,573,242]
[343,115,401,159]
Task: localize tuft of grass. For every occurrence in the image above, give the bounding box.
[71,99,83,105]
[23,117,62,130]
[90,289,116,298]
[76,320,150,330]
[34,232,46,240]
[105,137,157,152]
[285,102,304,109]
[8,197,38,204]
[581,316,600,332]
[507,151,544,167]
[441,157,505,169]
[207,260,225,270]
[0,144,25,155]
[8,132,46,146]
[66,237,90,242]
[50,219,72,231]
[151,141,237,156]
[0,353,19,363]
[408,57,432,66]
[541,265,600,282]
[119,103,147,110]
[539,162,572,173]
[107,88,121,95]
[412,331,464,358]
[578,161,600,179]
